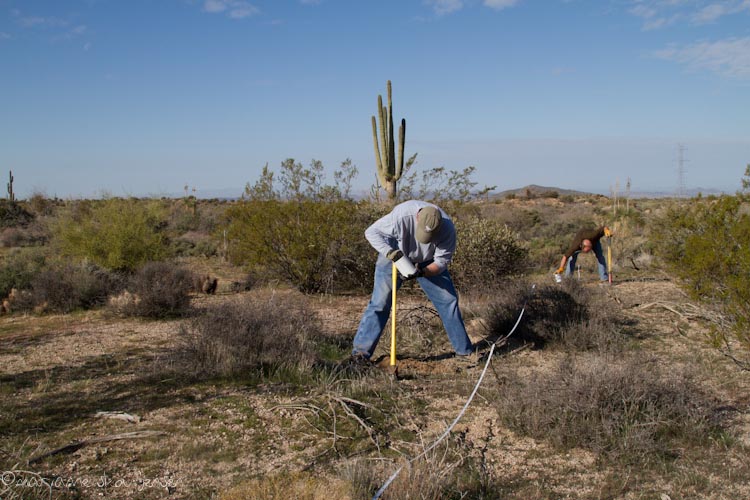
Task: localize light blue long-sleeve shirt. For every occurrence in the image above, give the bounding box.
[364,200,456,273]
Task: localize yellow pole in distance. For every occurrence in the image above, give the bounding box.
[390,263,397,366]
[607,237,612,284]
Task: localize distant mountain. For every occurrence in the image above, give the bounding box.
[492,184,731,200]
[492,184,596,199]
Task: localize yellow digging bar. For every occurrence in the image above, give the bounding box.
[607,236,612,284]
[391,263,397,366]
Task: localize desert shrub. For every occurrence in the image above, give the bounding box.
[122,261,194,318]
[27,191,58,217]
[494,354,725,464]
[451,217,527,292]
[171,231,219,258]
[225,200,378,293]
[177,294,321,378]
[340,441,506,500]
[0,248,47,298]
[484,280,625,351]
[0,228,25,247]
[655,194,750,353]
[51,197,171,272]
[0,199,34,228]
[24,262,124,313]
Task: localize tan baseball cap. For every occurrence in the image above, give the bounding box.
[416,206,442,244]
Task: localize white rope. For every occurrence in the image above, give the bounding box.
[372,284,535,500]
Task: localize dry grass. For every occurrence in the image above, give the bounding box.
[494,352,727,464]
[175,293,322,378]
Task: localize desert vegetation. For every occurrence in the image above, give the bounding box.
[1,164,749,499]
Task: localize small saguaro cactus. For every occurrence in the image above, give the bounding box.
[371,81,405,201]
[7,170,14,204]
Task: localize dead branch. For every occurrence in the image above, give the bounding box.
[334,397,381,453]
[95,411,141,423]
[28,431,167,464]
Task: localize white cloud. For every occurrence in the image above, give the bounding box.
[628,3,679,30]
[655,37,750,78]
[627,0,750,29]
[203,0,259,19]
[483,0,519,10]
[692,0,750,23]
[203,0,227,13]
[425,0,464,16]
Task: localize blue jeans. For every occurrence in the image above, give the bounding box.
[565,240,609,281]
[352,255,474,358]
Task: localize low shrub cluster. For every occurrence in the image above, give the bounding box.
[0,248,47,299]
[0,199,34,228]
[26,262,124,313]
[176,293,321,378]
[0,251,193,317]
[485,280,625,351]
[495,354,725,464]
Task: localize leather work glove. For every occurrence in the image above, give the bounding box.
[402,268,425,281]
[386,249,404,262]
[604,227,612,237]
[555,267,564,275]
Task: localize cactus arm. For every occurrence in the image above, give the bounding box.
[387,81,396,179]
[396,119,405,180]
[372,116,387,186]
[377,96,389,179]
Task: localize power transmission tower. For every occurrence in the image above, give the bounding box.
[626,177,631,212]
[676,143,688,197]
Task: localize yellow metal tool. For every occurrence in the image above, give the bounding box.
[391,263,397,366]
[607,236,612,284]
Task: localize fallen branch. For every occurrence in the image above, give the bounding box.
[633,301,720,322]
[95,411,141,423]
[334,397,381,453]
[28,431,167,464]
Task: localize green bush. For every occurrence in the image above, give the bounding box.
[0,199,34,228]
[451,216,527,291]
[655,195,750,351]
[225,200,378,293]
[51,198,171,272]
[0,248,47,298]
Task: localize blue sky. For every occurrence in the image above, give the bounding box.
[1,0,748,199]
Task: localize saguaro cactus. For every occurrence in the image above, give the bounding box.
[371,81,405,201]
[7,170,14,204]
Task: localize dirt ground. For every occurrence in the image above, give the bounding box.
[1,272,749,499]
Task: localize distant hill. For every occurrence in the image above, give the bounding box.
[492,184,731,200]
[492,184,596,200]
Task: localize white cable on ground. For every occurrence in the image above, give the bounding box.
[372,284,535,500]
